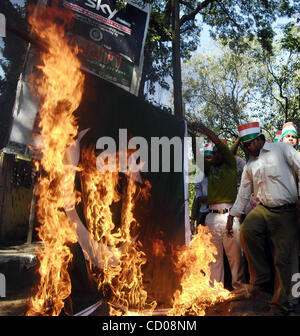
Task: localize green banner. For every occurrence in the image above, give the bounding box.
[68,33,133,88]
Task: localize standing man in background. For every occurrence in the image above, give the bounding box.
[196,123,245,290]
[281,122,298,148]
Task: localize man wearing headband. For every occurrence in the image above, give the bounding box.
[196,122,245,290]
[227,121,300,315]
[279,122,299,312]
[281,122,298,148]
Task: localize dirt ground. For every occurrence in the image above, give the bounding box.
[1,243,299,317]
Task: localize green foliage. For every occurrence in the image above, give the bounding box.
[182,43,259,139]
[182,35,300,143]
[140,0,300,102]
[252,43,300,132]
[281,22,300,53]
[0,0,32,148]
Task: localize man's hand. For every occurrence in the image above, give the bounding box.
[226,215,234,238]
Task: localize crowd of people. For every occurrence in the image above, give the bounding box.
[190,121,300,316]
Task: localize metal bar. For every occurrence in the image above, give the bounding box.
[6,24,49,53]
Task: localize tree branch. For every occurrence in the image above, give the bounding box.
[179,0,217,26]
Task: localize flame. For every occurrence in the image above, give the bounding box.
[26,4,84,316]
[79,148,156,315]
[25,3,155,315]
[168,225,232,316]
[24,3,232,318]
[152,238,166,257]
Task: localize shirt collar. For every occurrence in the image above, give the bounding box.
[261,141,272,152]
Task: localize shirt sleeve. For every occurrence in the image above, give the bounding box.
[283,144,300,196]
[230,165,253,217]
[194,182,202,198]
[235,156,246,173]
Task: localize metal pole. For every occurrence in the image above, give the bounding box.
[171,0,183,118]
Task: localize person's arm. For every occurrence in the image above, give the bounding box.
[231,135,249,161]
[196,123,236,168]
[235,155,246,173]
[196,122,221,146]
[283,144,300,214]
[231,136,241,155]
[226,166,253,237]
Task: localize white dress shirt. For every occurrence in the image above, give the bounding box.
[235,156,246,173]
[230,141,300,217]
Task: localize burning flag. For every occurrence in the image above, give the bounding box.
[26,4,85,316]
[26,2,155,316]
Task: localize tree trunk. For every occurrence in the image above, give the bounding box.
[171,0,183,118]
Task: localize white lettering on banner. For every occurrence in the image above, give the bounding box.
[93,129,205,183]
[64,1,131,35]
[291,273,300,298]
[0,13,6,37]
[0,273,6,297]
[84,0,119,20]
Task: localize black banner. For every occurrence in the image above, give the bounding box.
[61,0,151,93]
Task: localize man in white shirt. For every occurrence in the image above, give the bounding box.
[226,122,300,315]
[279,121,300,311]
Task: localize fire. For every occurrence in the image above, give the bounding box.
[26,4,84,316]
[168,225,232,316]
[25,2,155,315]
[152,238,166,257]
[79,147,156,315]
[25,3,232,317]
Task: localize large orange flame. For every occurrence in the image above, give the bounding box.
[26,3,155,316]
[26,4,84,316]
[168,225,232,316]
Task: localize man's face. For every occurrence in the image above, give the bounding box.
[282,133,297,147]
[243,137,262,157]
[204,154,213,162]
[212,151,224,166]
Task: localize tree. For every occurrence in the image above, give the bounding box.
[182,43,261,139]
[249,25,300,132]
[182,32,300,143]
[140,0,300,108]
[0,1,29,148]
[0,0,36,149]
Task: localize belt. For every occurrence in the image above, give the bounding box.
[261,203,296,211]
[209,208,231,214]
